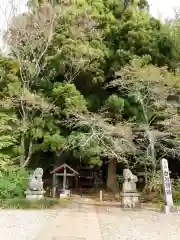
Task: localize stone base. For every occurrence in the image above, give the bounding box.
[121,192,140,208]
[60,189,71,198]
[161,205,179,214]
[123,182,137,193]
[25,190,45,200]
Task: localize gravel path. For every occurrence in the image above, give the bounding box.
[97,207,180,240]
[1,202,180,240]
[0,209,56,240]
[38,201,102,240]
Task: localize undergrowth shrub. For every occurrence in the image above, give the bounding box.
[142,171,180,205]
[141,171,163,203]
[171,178,180,205]
[0,167,28,199]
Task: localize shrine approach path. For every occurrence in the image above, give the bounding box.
[1,199,180,240]
[38,199,180,240]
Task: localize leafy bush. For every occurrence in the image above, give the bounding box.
[172,190,180,206]
[142,172,180,205]
[0,167,28,199]
[145,171,162,194]
[172,178,180,191]
[0,198,60,209]
[172,178,180,205]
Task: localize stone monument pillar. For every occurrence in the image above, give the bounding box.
[121,169,140,208]
[25,168,45,200]
[160,158,178,213]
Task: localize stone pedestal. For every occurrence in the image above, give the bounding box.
[121,192,140,208]
[161,205,179,214]
[123,182,137,193]
[25,190,45,200]
[60,189,71,198]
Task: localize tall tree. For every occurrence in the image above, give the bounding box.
[106,57,180,180]
[1,0,180,193]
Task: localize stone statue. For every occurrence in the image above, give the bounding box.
[123,169,138,185]
[25,168,45,200]
[29,168,44,191]
[121,169,139,208]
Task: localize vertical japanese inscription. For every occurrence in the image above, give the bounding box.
[160,158,173,206]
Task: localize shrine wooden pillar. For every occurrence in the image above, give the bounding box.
[52,174,56,198]
[75,175,79,190]
[63,165,67,192]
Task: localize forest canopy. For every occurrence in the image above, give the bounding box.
[1,0,180,190]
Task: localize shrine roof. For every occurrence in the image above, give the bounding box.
[50,163,79,175]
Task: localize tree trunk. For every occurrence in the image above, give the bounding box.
[139,97,156,179]
[107,158,118,193]
[146,129,156,177]
[20,134,25,167]
[20,133,33,168]
[23,141,33,168]
[20,95,26,168]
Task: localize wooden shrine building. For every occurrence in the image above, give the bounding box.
[50,163,79,195]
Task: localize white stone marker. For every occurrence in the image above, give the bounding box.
[160,158,178,213]
[100,190,103,202]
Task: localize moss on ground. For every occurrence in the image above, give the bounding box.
[0,197,72,209]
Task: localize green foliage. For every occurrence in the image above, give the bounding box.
[145,170,162,194]
[171,178,180,205]
[0,167,28,199]
[42,133,66,151]
[142,173,180,205]
[0,111,19,168]
[141,170,164,203]
[0,0,180,185]
[52,83,87,115]
[66,131,101,164]
[106,95,124,121]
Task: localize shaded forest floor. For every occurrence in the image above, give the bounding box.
[70,189,164,211]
